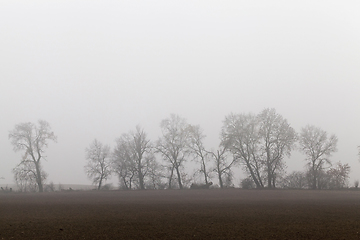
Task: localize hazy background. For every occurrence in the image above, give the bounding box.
[1,1,359,186]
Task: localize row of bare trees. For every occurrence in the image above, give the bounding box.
[84,116,222,190]
[222,110,342,189]
[84,114,243,190]
[84,109,347,190]
[8,108,354,192]
[277,162,351,189]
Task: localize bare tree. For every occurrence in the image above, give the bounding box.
[44,181,56,192]
[326,162,350,189]
[222,113,264,188]
[188,125,212,185]
[13,161,47,192]
[308,164,350,190]
[145,160,166,189]
[241,177,256,189]
[130,126,154,190]
[280,171,307,189]
[258,108,297,188]
[112,126,154,190]
[9,120,56,192]
[85,139,112,190]
[222,110,296,188]
[299,125,338,189]
[112,137,136,190]
[156,114,191,189]
[208,145,236,188]
[163,165,176,189]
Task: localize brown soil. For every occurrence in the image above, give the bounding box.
[1,189,360,239]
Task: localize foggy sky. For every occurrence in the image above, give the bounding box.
[1,1,359,186]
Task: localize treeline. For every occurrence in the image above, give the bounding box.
[8,108,356,192]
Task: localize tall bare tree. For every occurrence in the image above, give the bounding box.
[156,114,191,189]
[222,113,264,188]
[299,125,338,189]
[9,120,56,192]
[112,140,137,189]
[85,139,112,190]
[112,126,154,190]
[208,145,236,188]
[258,108,297,188]
[222,110,297,188]
[188,125,211,185]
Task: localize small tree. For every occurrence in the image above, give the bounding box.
[85,139,112,190]
[299,125,338,189]
[280,171,307,189]
[354,180,359,189]
[241,177,256,189]
[326,162,350,189]
[9,120,56,192]
[45,182,56,192]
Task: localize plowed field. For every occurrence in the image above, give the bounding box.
[1,189,360,239]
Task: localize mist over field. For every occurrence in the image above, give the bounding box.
[1,1,360,189]
[1,189,360,239]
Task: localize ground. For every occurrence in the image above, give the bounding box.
[0,189,360,239]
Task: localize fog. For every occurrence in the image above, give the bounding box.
[1,1,359,186]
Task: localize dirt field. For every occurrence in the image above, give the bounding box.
[1,189,360,239]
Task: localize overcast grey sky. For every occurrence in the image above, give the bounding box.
[1,1,359,186]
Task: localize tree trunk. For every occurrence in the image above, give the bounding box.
[168,166,174,189]
[218,171,223,188]
[245,161,262,188]
[267,166,275,188]
[175,165,183,189]
[122,177,129,190]
[266,148,273,188]
[272,176,276,188]
[267,171,272,188]
[34,162,43,192]
[312,164,317,189]
[312,175,317,189]
[98,176,103,190]
[202,159,208,185]
[138,163,145,190]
